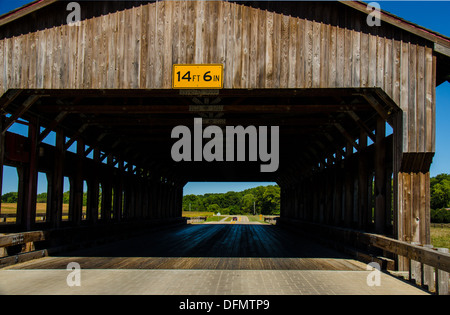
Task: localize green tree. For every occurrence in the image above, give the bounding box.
[261,185,280,215]
[207,203,220,213]
[430,174,450,210]
[1,192,18,203]
[241,194,256,214]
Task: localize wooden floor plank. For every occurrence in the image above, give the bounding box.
[6,224,366,271]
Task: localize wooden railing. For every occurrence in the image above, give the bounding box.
[0,213,87,223]
[0,231,49,267]
[278,218,450,295]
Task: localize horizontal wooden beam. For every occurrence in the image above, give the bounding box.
[34,104,371,114]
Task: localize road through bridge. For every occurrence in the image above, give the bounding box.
[0,221,428,295]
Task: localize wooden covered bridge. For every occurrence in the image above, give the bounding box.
[0,0,450,294]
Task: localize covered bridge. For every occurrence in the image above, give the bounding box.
[0,0,449,273]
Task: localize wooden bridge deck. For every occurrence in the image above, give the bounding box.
[7,223,366,271]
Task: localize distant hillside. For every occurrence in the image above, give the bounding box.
[183,185,280,215]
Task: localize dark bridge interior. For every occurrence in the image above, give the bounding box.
[4,87,394,184]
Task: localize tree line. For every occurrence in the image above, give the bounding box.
[183,185,280,215]
[430,173,450,223]
[1,174,449,221]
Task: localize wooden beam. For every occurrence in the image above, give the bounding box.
[340,1,450,48]
[0,0,59,27]
[334,123,360,152]
[0,90,22,112]
[347,110,376,142]
[361,93,390,122]
[35,103,371,114]
[435,43,450,58]
[2,95,39,135]
[64,123,89,151]
[38,111,68,144]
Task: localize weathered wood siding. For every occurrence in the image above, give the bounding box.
[0,1,436,153]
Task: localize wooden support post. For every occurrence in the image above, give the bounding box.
[101,155,113,222]
[358,130,369,230]
[49,128,65,228]
[122,176,130,220]
[436,248,449,295]
[423,244,435,291]
[334,153,343,226]
[87,149,100,223]
[375,117,387,234]
[0,116,5,221]
[24,117,39,231]
[72,139,84,226]
[113,160,124,222]
[410,242,422,285]
[344,144,353,227]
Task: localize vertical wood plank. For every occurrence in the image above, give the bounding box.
[0,39,4,94]
[400,36,410,152]
[408,43,417,152]
[304,16,313,88]
[194,0,205,64]
[249,6,259,88]
[384,35,393,98]
[233,3,242,88]
[280,14,290,88]
[425,47,433,152]
[162,1,172,88]
[257,8,266,88]
[417,45,425,152]
[216,1,227,67]
[392,37,401,104]
[352,27,361,88]
[312,19,321,88]
[241,5,250,88]
[265,10,274,88]
[272,11,281,88]
[147,2,156,88]
[328,23,337,88]
[155,1,165,88]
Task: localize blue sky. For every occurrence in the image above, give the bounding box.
[0,1,449,196]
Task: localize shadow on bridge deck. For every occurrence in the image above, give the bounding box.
[7,223,367,271]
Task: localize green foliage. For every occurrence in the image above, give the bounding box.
[430,174,450,210]
[430,208,450,223]
[1,192,18,203]
[2,191,88,205]
[183,185,280,215]
[430,174,450,223]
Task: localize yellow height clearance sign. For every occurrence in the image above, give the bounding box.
[172,64,223,89]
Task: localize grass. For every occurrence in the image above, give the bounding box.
[1,203,86,223]
[182,211,214,218]
[431,225,450,250]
